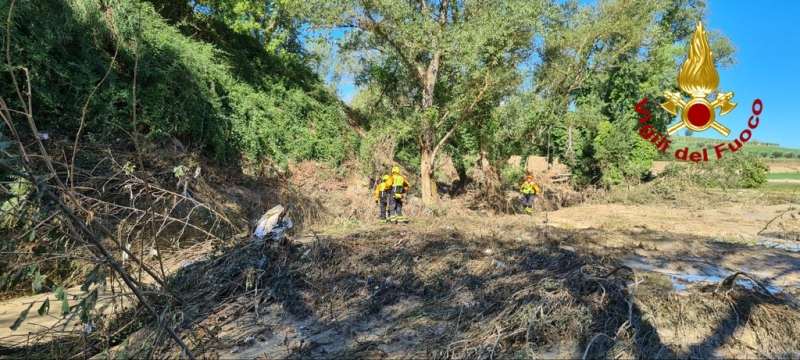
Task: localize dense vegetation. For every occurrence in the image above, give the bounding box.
[0,0,356,172]
[2,0,779,195]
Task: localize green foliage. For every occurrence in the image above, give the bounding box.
[190,0,302,57]
[0,0,354,168]
[0,176,34,229]
[737,153,770,188]
[660,152,769,189]
[591,120,657,188]
[293,0,546,203]
[500,164,526,190]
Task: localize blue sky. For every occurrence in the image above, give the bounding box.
[329,0,799,149]
[701,0,800,149]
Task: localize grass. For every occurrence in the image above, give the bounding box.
[766,173,800,180]
[667,135,800,160]
[760,182,800,193]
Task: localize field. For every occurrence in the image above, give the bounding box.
[668,135,800,159]
[767,173,800,180]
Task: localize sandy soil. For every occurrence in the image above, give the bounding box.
[766,160,800,173]
[546,201,800,285]
[2,189,798,359]
[192,199,800,359]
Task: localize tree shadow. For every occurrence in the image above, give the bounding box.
[4,216,799,359]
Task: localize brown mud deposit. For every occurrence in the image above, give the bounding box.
[2,160,800,359]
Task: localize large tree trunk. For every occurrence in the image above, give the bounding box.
[480,146,504,211]
[420,147,434,206]
[418,66,437,207]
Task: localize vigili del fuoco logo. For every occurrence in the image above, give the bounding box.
[635,21,763,162]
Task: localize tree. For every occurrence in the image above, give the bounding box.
[684,129,694,136]
[528,0,735,187]
[292,0,545,206]
[192,0,303,57]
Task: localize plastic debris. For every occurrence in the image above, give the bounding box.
[253,203,294,241]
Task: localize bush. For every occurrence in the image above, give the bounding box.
[785,152,796,159]
[592,120,657,188]
[0,0,355,168]
[500,164,526,190]
[735,153,769,188]
[772,151,784,158]
[659,152,768,189]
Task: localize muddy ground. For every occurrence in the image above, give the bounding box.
[1,157,800,359]
[3,187,798,359]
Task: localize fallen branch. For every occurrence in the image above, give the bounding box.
[718,271,776,297]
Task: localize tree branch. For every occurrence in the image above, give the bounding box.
[358,0,424,85]
[435,110,451,128]
[438,0,450,26]
[432,71,493,161]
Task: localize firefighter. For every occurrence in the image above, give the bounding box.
[374,175,392,222]
[388,166,411,224]
[519,174,540,214]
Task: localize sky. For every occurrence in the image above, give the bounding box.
[330,0,800,149]
[701,0,800,149]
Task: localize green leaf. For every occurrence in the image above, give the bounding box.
[79,288,98,323]
[55,286,65,300]
[10,302,34,331]
[33,271,44,292]
[61,296,70,317]
[38,298,50,316]
[27,230,35,241]
[25,264,38,277]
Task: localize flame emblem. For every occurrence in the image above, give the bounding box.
[661,21,737,136]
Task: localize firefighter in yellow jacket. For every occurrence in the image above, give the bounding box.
[374,175,392,222]
[388,166,411,224]
[520,174,540,214]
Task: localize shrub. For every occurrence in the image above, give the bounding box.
[772,151,784,158]
[735,153,769,188]
[500,164,526,190]
[659,152,768,189]
[0,0,355,169]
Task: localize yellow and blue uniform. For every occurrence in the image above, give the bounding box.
[520,175,540,214]
[374,175,392,222]
[388,166,411,223]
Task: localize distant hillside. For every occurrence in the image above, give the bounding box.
[659,135,800,160]
[0,0,356,169]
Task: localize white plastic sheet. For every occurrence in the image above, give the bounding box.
[253,204,293,240]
